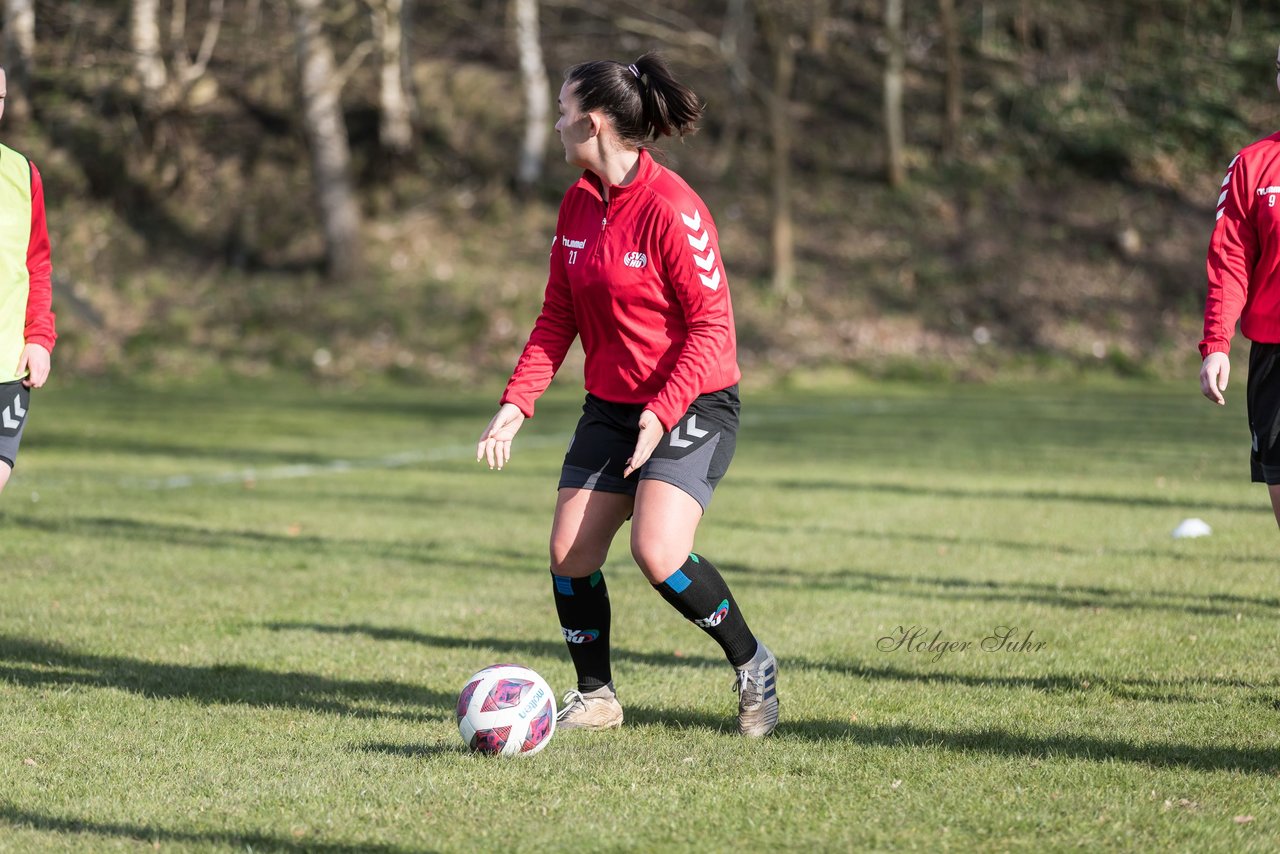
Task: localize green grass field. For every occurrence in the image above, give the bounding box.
[1,377,1277,852]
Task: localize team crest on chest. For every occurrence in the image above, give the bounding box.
[623,251,647,269]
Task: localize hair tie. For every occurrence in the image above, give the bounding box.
[627,64,641,80]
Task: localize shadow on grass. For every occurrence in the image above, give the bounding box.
[358,741,463,759]
[264,621,728,671]
[31,433,341,466]
[0,634,451,722]
[717,517,1276,570]
[728,476,1270,515]
[265,622,1276,707]
[617,707,1280,773]
[837,661,1275,704]
[714,555,1280,617]
[0,804,421,854]
[2,514,537,568]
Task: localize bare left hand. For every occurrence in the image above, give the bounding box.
[18,343,50,389]
[623,409,664,478]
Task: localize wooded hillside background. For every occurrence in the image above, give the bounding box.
[4,0,1278,383]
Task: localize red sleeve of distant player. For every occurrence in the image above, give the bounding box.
[24,162,56,352]
[646,203,738,431]
[1201,152,1255,358]
[500,211,577,419]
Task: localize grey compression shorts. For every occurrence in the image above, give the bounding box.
[558,385,739,511]
[0,381,31,469]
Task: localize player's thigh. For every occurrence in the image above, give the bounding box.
[549,487,633,577]
[1269,484,1280,529]
[0,460,10,492]
[630,479,704,584]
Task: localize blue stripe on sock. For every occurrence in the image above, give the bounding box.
[553,575,575,597]
[664,569,692,594]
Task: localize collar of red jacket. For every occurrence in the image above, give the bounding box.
[574,148,659,203]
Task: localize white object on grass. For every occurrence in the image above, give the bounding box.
[1172,518,1212,539]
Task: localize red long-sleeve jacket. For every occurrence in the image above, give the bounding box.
[1201,132,1280,357]
[502,150,741,431]
[26,161,56,352]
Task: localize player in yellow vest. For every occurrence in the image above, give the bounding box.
[0,67,57,494]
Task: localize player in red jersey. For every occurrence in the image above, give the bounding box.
[1200,44,1280,529]
[0,67,56,495]
[478,52,777,736]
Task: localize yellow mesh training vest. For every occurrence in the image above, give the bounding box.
[0,142,32,383]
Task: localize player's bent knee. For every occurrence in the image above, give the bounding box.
[630,539,685,584]
[0,463,10,493]
[549,540,611,578]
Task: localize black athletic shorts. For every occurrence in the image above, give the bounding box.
[1248,341,1280,485]
[558,385,740,511]
[0,380,31,469]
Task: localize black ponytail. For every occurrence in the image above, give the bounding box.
[564,51,703,148]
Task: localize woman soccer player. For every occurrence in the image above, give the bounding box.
[1200,43,1280,531]
[0,66,56,495]
[477,52,778,736]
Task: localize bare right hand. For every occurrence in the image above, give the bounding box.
[477,403,526,470]
[1200,352,1230,406]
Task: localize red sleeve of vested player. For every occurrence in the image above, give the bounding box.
[1201,152,1255,358]
[500,218,577,419]
[646,202,735,431]
[24,161,56,352]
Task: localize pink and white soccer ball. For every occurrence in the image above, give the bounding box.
[456,664,557,756]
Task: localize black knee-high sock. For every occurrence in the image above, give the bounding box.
[551,569,612,692]
[653,554,758,668]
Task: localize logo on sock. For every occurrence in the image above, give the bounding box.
[694,599,730,628]
[561,627,600,644]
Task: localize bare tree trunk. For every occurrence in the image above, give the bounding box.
[132,0,168,108]
[291,0,363,281]
[883,0,906,187]
[514,0,549,190]
[710,0,752,177]
[1015,0,1031,52]
[939,0,962,156]
[808,0,830,56]
[3,0,34,121]
[400,0,420,125]
[171,0,225,92]
[371,0,414,155]
[769,26,796,296]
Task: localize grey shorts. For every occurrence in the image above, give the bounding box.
[558,386,739,511]
[0,381,31,469]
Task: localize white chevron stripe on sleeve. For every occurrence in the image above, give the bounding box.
[699,268,721,290]
[681,209,701,231]
[687,230,709,252]
[693,249,716,271]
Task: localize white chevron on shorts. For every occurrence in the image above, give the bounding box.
[669,415,709,448]
[12,394,25,418]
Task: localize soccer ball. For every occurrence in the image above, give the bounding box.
[456,664,557,756]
